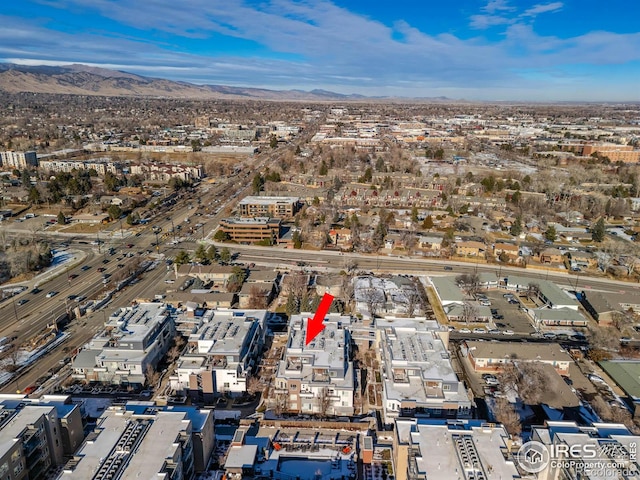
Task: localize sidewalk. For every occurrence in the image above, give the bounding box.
[4,248,88,289]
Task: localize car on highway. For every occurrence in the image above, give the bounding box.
[444,266,453,271]
[17,299,29,306]
[31,287,41,294]
[67,294,77,300]
[68,274,79,280]
[46,291,58,298]
[126,243,134,248]
[75,296,86,302]
[97,267,106,272]
[102,259,110,264]
[81,265,91,271]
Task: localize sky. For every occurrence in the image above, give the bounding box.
[1,0,639,101]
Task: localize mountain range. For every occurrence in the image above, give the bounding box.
[0,63,422,101]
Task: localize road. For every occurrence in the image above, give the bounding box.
[215,242,635,294]
[0,141,284,393]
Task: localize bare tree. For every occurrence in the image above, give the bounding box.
[248,285,268,309]
[518,363,546,405]
[461,301,478,325]
[274,391,290,416]
[525,283,540,302]
[362,288,384,318]
[404,289,423,317]
[317,386,332,417]
[339,275,355,307]
[493,397,522,438]
[246,376,263,396]
[145,363,160,388]
[456,273,482,297]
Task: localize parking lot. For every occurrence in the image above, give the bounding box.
[484,290,534,334]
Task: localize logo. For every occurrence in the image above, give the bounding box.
[517,441,550,473]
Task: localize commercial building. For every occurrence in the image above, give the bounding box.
[71,303,175,386]
[378,318,471,424]
[219,217,281,244]
[170,309,268,401]
[0,151,38,169]
[59,405,214,480]
[238,196,301,219]
[462,340,573,375]
[394,419,520,480]
[274,314,355,416]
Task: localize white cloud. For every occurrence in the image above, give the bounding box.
[5,1,640,100]
[522,2,564,17]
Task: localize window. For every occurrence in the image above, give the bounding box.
[223,382,230,388]
[443,384,451,391]
[289,384,297,390]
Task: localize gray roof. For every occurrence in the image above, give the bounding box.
[466,341,572,363]
[225,445,258,469]
[431,276,465,304]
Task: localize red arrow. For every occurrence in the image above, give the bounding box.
[305,293,334,346]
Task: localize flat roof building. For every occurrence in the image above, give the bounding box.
[378,318,471,424]
[58,405,212,480]
[71,303,175,386]
[0,151,38,169]
[219,217,281,244]
[394,419,520,480]
[238,196,301,219]
[275,313,355,416]
[171,309,268,401]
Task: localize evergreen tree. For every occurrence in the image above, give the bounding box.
[592,217,606,242]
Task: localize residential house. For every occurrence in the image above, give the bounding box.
[454,241,486,257]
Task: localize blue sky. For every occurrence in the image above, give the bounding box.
[1,0,639,101]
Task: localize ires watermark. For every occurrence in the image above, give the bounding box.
[517,440,638,476]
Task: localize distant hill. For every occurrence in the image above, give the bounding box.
[0,62,452,102]
[0,63,383,101]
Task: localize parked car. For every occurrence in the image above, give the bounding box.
[444,266,453,271]
[473,328,487,334]
[459,328,471,334]
[503,330,515,336]
[543,332,557,340]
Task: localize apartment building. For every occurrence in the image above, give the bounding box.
[238,196,301,219]
[0,404,65,480]
[0,151,38,169]
[38,159,120,176]
[170,309,268,401]
[219,217,281,244]
[394,419,519,480]
[58,406,213,480]
[0,395,84,457]
[71,303,175,386]
[530,421,640,480]
[274,314,355,416]
[129,162,203,182]
[378,318,471,424]
[454,241,486,257]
